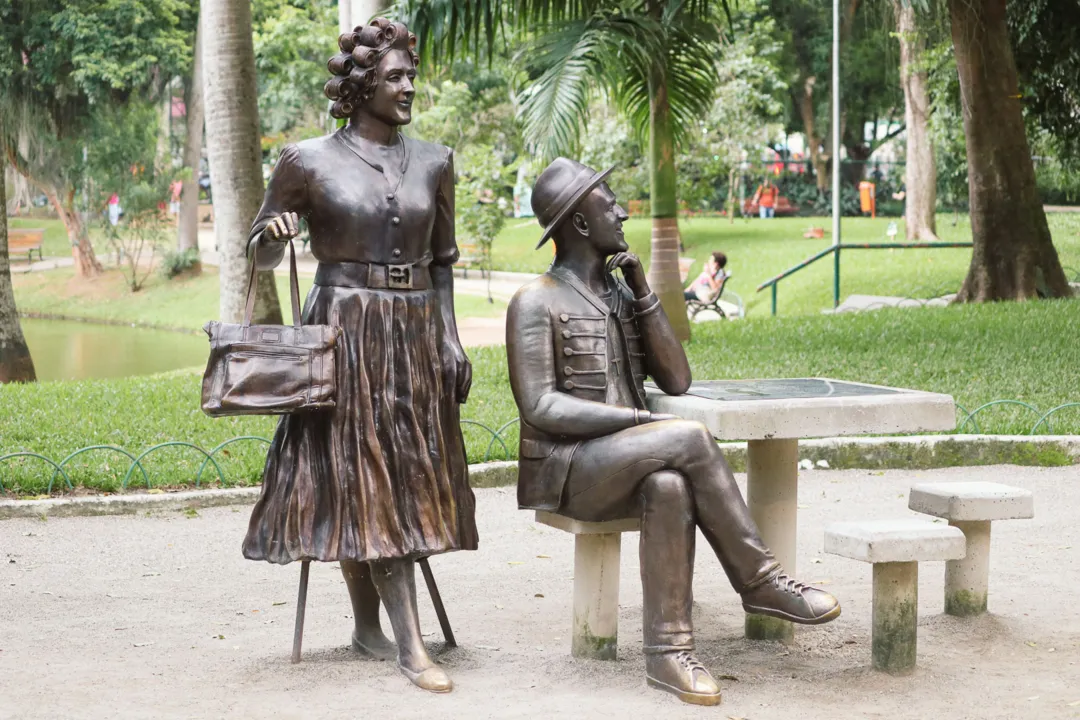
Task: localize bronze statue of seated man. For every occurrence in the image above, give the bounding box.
[505,158,841,706]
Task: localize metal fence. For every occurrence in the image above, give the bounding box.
[3,403,1079,493]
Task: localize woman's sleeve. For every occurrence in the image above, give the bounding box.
[430,147,460,267]
[247,144,310,270]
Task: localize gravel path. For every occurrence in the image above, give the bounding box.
[2,465,1078,719]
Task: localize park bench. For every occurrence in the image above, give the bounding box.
[686,274,737,321]
[455,242,486,279]
[8,228,45,263]
[742,195,797,217]
[535,511,640,661]
[825,518,966,674]
[908,482,1034,616]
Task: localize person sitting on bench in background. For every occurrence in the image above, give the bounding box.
[684,251,728,302]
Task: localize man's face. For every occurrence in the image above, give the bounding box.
[573,184,629,256]
[367,50,416,126]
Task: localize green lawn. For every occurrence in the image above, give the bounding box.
[3,297,1077,496]
[494,214,1080,317]
[11,266,505,332]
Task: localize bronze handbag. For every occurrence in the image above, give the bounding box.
[200,240,341,417]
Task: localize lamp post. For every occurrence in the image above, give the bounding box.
[832,0,842,309]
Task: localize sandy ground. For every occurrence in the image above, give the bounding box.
[2,465,1079,720]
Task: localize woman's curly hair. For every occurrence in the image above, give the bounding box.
[324,18,419,120]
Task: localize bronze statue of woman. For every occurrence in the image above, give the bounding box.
[242,18,477,694]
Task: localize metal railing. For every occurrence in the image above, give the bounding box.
[4,402,1080,494]
[755,241,974,316]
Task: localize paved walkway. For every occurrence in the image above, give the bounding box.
[2,465,1077,719]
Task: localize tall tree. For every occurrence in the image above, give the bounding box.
[948,0,1071,301]
[178,13,205,257]
[0,155,36,383]
[0,0,190,279]
[894,0,938,241]
[404,1,729,341]
[202,0,282,324]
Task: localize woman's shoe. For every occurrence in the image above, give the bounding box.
[351,629,397,661]
[400,663,453,693]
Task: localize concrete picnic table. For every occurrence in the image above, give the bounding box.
[645,378,956,641]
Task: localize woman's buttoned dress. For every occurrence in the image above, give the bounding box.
[241,130,478,564]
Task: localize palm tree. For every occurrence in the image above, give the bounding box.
[402,0,731,341]
[201,0,282,324]
[0,156,36,383]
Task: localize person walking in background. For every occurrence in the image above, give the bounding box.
[684,251,728,301]
[752,178,778,219]
[106,193,121,226]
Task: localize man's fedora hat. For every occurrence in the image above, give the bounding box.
[531,157,615,249]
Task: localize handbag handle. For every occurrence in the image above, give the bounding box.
[243,238,303,329]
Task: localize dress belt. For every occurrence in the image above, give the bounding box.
[314,260,431,290]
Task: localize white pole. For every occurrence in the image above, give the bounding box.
[831,0,842,308]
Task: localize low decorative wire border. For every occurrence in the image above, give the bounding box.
[3,403,1079,492]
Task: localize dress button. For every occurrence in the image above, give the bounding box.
[391,216,401,226]
[563,380,575,390]
[386,193,395,201]
[563,366,574,376]
[563,347,573,357]
[392,249,401,257]
[559,313,569,322]
[562,330,571,339]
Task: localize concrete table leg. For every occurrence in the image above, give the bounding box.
[745,438,798,642]
[945,520,991,616]
[572,532,621,660]
[872,561,918,674]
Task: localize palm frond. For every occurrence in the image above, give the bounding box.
[612,12,722,149]
[514,11,660,160]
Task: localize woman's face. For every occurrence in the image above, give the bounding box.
[366,49,416,126]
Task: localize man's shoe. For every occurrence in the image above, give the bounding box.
[741,572,841,625]
[645,650,722,706]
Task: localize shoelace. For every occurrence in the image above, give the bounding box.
[675,651,707,674]
[773,573,809,596]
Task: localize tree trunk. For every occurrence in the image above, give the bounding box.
[0,158,36,383]
[796,79,829,192]
[895,1,939,242]
[202,0,281,324]
[949,0,1071,301]
[43,185,102,277]
[340,0,389,30]
[178,13,205,262]
[645,71,690,343]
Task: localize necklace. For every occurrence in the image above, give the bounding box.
[335,130,409,195]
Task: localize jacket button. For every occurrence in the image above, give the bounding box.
[391,216,401,225]
[563,347,573,356]
[563,366,574,376]
[563,380,575,390]
[386,193,395,201]
[392,249,401,257]
[559,313,569,322]
[562,330,571,339]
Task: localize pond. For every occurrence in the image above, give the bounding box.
[21,319,209,382]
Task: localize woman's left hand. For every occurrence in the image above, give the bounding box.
[444,341,472,404]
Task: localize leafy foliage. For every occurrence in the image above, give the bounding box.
[251,0,338,150]
[1009,0,1080,163]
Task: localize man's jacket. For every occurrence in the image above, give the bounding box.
[505,266,691,510]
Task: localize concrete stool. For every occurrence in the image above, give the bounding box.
[535,511,640,660]
[825,519,965,674]
[908,482,1034,617]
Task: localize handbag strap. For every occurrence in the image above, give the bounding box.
[243,239,304,329]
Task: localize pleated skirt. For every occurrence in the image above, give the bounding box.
[242,284,478,564]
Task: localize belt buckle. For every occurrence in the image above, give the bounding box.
[387,264,412,289]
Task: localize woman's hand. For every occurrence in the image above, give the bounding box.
[264,212,301,243]
[444,340,472,404]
